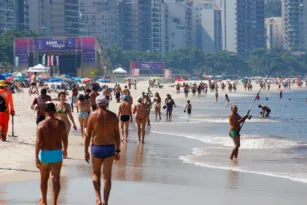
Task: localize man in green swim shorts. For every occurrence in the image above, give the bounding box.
[35,102,68,205]
[229,105,248,160]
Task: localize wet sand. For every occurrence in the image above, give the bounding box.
[1,134,307,205]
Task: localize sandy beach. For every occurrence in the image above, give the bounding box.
[0,80,307,204]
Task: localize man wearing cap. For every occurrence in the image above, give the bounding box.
[85,95,120,205]
[35,101,68,205]
[118,95,132,142]
[0,80,15,141]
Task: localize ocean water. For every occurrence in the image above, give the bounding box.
[151,89,307,183]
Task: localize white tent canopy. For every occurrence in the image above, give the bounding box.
[112,67,127,74]
[27,64,50,73]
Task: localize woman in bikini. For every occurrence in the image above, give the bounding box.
[153,92,161,120]
[133,97,148,144]
[55,92,77,136]
[143,94,152,125]
[75,94,91,138]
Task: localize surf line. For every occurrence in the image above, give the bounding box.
[240,48,292,131]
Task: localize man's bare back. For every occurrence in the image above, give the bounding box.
[87,109,120,145]
[37,118,67,151]
[119,101,131,116]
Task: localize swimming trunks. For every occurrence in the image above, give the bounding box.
[187,109,191,114]
[166,104,173,112]
[78,111,89,119]
[39,150,63,164]
[120,115,130,122]
[91,144,115,159]
[229,131,240,138]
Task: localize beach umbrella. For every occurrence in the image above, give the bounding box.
[215,75,223,78]
[73,78,81,82]
[48,78,61,83]
[151,77,161,80]
[205,75,213,79]
[58,75,73,82]
[2,73,12,78]
[175,78,185,82]
[14,72,26,77]
[0,74,5,80]
[97,78,109,83]
[13,77,25,81]
[5,76,14,82]
[82,78,92,83]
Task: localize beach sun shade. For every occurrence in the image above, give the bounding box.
[205,75,213,79]
[215,75,223,78]
[151,77,161,80]
[58,75,73,82]
[48,78,61,83]
[176,78,185,82]
[2,73,12,78]
[112,67,127,74]
[73,78,81,82]
[82,78,92,83]
[5,76,14,82]
[97,78,109,83]
[14,72,26,77]
[27,64,50,73]
[13,77,25,81]
[0,74,6,80]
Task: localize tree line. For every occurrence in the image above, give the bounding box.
[0,31,307,77]
[104,45,307,77]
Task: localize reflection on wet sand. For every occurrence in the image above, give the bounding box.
[226,161,239,190]
[114,142,128,181]
[132,144,144,182]
[0,186,7,204]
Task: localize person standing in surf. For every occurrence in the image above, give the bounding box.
[228,105,248,160]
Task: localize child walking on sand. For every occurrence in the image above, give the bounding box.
[184,100,192,116]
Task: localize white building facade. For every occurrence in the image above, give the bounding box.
[265,17,283,50]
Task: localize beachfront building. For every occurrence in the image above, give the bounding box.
[282,0,307,51]
[29,0,79,37]
[0,0,29,34]
[265,17,283,50]
[199,4,222,52]
[221,0,266,56]
[79,0,122,47]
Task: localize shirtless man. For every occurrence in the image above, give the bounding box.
[122,86,129,96]
[128,79,131,90]
[229,105,248,160]
[102,88,112,109]
[35,102,68,205]
[90,86,99,111]
[115,85,122,103]
[71,85,79,112]
[118,95,132,142]
[85,95,120,205]
[31,88,52,125]
[30,72,39,96]
[258,104,271,117]
[133,97,148,144]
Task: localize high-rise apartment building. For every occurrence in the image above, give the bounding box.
[221,0,265,56]
[0,0,29,34]
[79,0,121,47]
[265,17,283,50]
[0,0,16,34]
[282,0,307,51]
[15,0,29,31]
[29,0,78,37]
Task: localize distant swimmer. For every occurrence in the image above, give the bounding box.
[85,95,120,205]
[228,105,248,160]
[258,104,271,117]
[35,102,68,205]
[266,97,269,101]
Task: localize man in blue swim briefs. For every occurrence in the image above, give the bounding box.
[229,105,248,160]
[35,101,68,205]
[85,95,121,205]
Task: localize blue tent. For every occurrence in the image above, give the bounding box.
[0,74,5,80]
